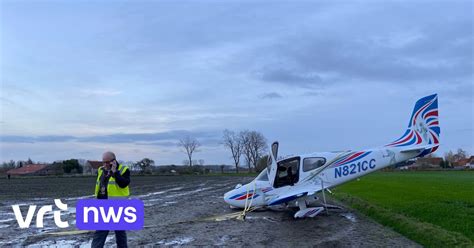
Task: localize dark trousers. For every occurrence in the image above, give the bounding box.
[91,230,127,248]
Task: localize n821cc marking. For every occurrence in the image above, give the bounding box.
[335,159,376,178]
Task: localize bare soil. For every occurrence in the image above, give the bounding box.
[0,175,420,247]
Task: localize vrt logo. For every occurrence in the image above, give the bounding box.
[12,199,69,228]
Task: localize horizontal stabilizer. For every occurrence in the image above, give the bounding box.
[294,207,325,218]
[400,145,434,153]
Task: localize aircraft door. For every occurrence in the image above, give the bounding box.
[267,141,279,187]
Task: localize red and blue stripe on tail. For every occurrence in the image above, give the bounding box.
[386,94,440,155]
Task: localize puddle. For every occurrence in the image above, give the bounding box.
[160,201,177,207]
[165,187,214,198]
[137,187,184,199]
[215,235,230,245]
[30,236,93,248]
[65,195,94,201]
[341,213,357,223]
[0,217,15,223]
[158,237,194,246]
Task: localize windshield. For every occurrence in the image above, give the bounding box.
[266,155,272,173]
[256,168,269,181]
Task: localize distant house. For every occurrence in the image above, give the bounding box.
[399,165,410,170]
[84,160,102,175]
[452,157,472,168]
[6,164,51,176]
[414,157,443,169]
[466,156,474,169]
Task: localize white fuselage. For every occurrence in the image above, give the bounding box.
[225,94,440,210]
[223,147,419,208]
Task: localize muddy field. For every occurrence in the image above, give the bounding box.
[0,175,420,247]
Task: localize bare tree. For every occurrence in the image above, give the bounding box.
[6,160,15,168]
[240,130,252,172]
[1,160,15,172]
[136,158,155,174]
[179,136,201,167]
[223,129,243,173]
[454,148,467,161]
[248,131,268,171]
[240,130,267,172]
[444,150,454,167]
[445,148,468,164]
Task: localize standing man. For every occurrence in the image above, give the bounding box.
[91,151,131,248]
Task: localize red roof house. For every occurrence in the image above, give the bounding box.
[415,157,443,168]
[452,157,471,167]
[6,164,48,176]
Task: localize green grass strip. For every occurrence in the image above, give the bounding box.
[334,193,473,248]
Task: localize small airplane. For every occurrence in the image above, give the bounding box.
[224,94,440,218]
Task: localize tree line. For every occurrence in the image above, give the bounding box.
[0,158,82,175]
[442,148,471,168]
[2,145,471,176]
[1,157,36,169]
[222,129,268,173]
[175,129,268,173]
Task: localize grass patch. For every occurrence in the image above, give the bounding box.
[334,171,474,247]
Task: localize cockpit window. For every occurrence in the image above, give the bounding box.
[274,157,300,188]
[303,157,326,172]
[256,168,269,181]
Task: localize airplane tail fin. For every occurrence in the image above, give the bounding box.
[386,94,440,156]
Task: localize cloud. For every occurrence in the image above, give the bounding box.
[0,130,220,145]
[78,130,216,143]
[0,97,16,106]
[135,141,178,147]
[301,91,322,97]
[260,92,283,99]
[228,2,472,89]
[80,89,122,97]
[258,68,323,88]
[0,1,472,163]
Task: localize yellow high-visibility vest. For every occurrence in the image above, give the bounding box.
[95,164,130,198]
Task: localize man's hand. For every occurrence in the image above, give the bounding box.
[111,160,118,173]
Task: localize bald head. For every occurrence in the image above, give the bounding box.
[102,151,116,162]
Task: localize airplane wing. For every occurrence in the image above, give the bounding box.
[267,184,320,206]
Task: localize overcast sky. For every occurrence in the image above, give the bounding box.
[1,0,472,165]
